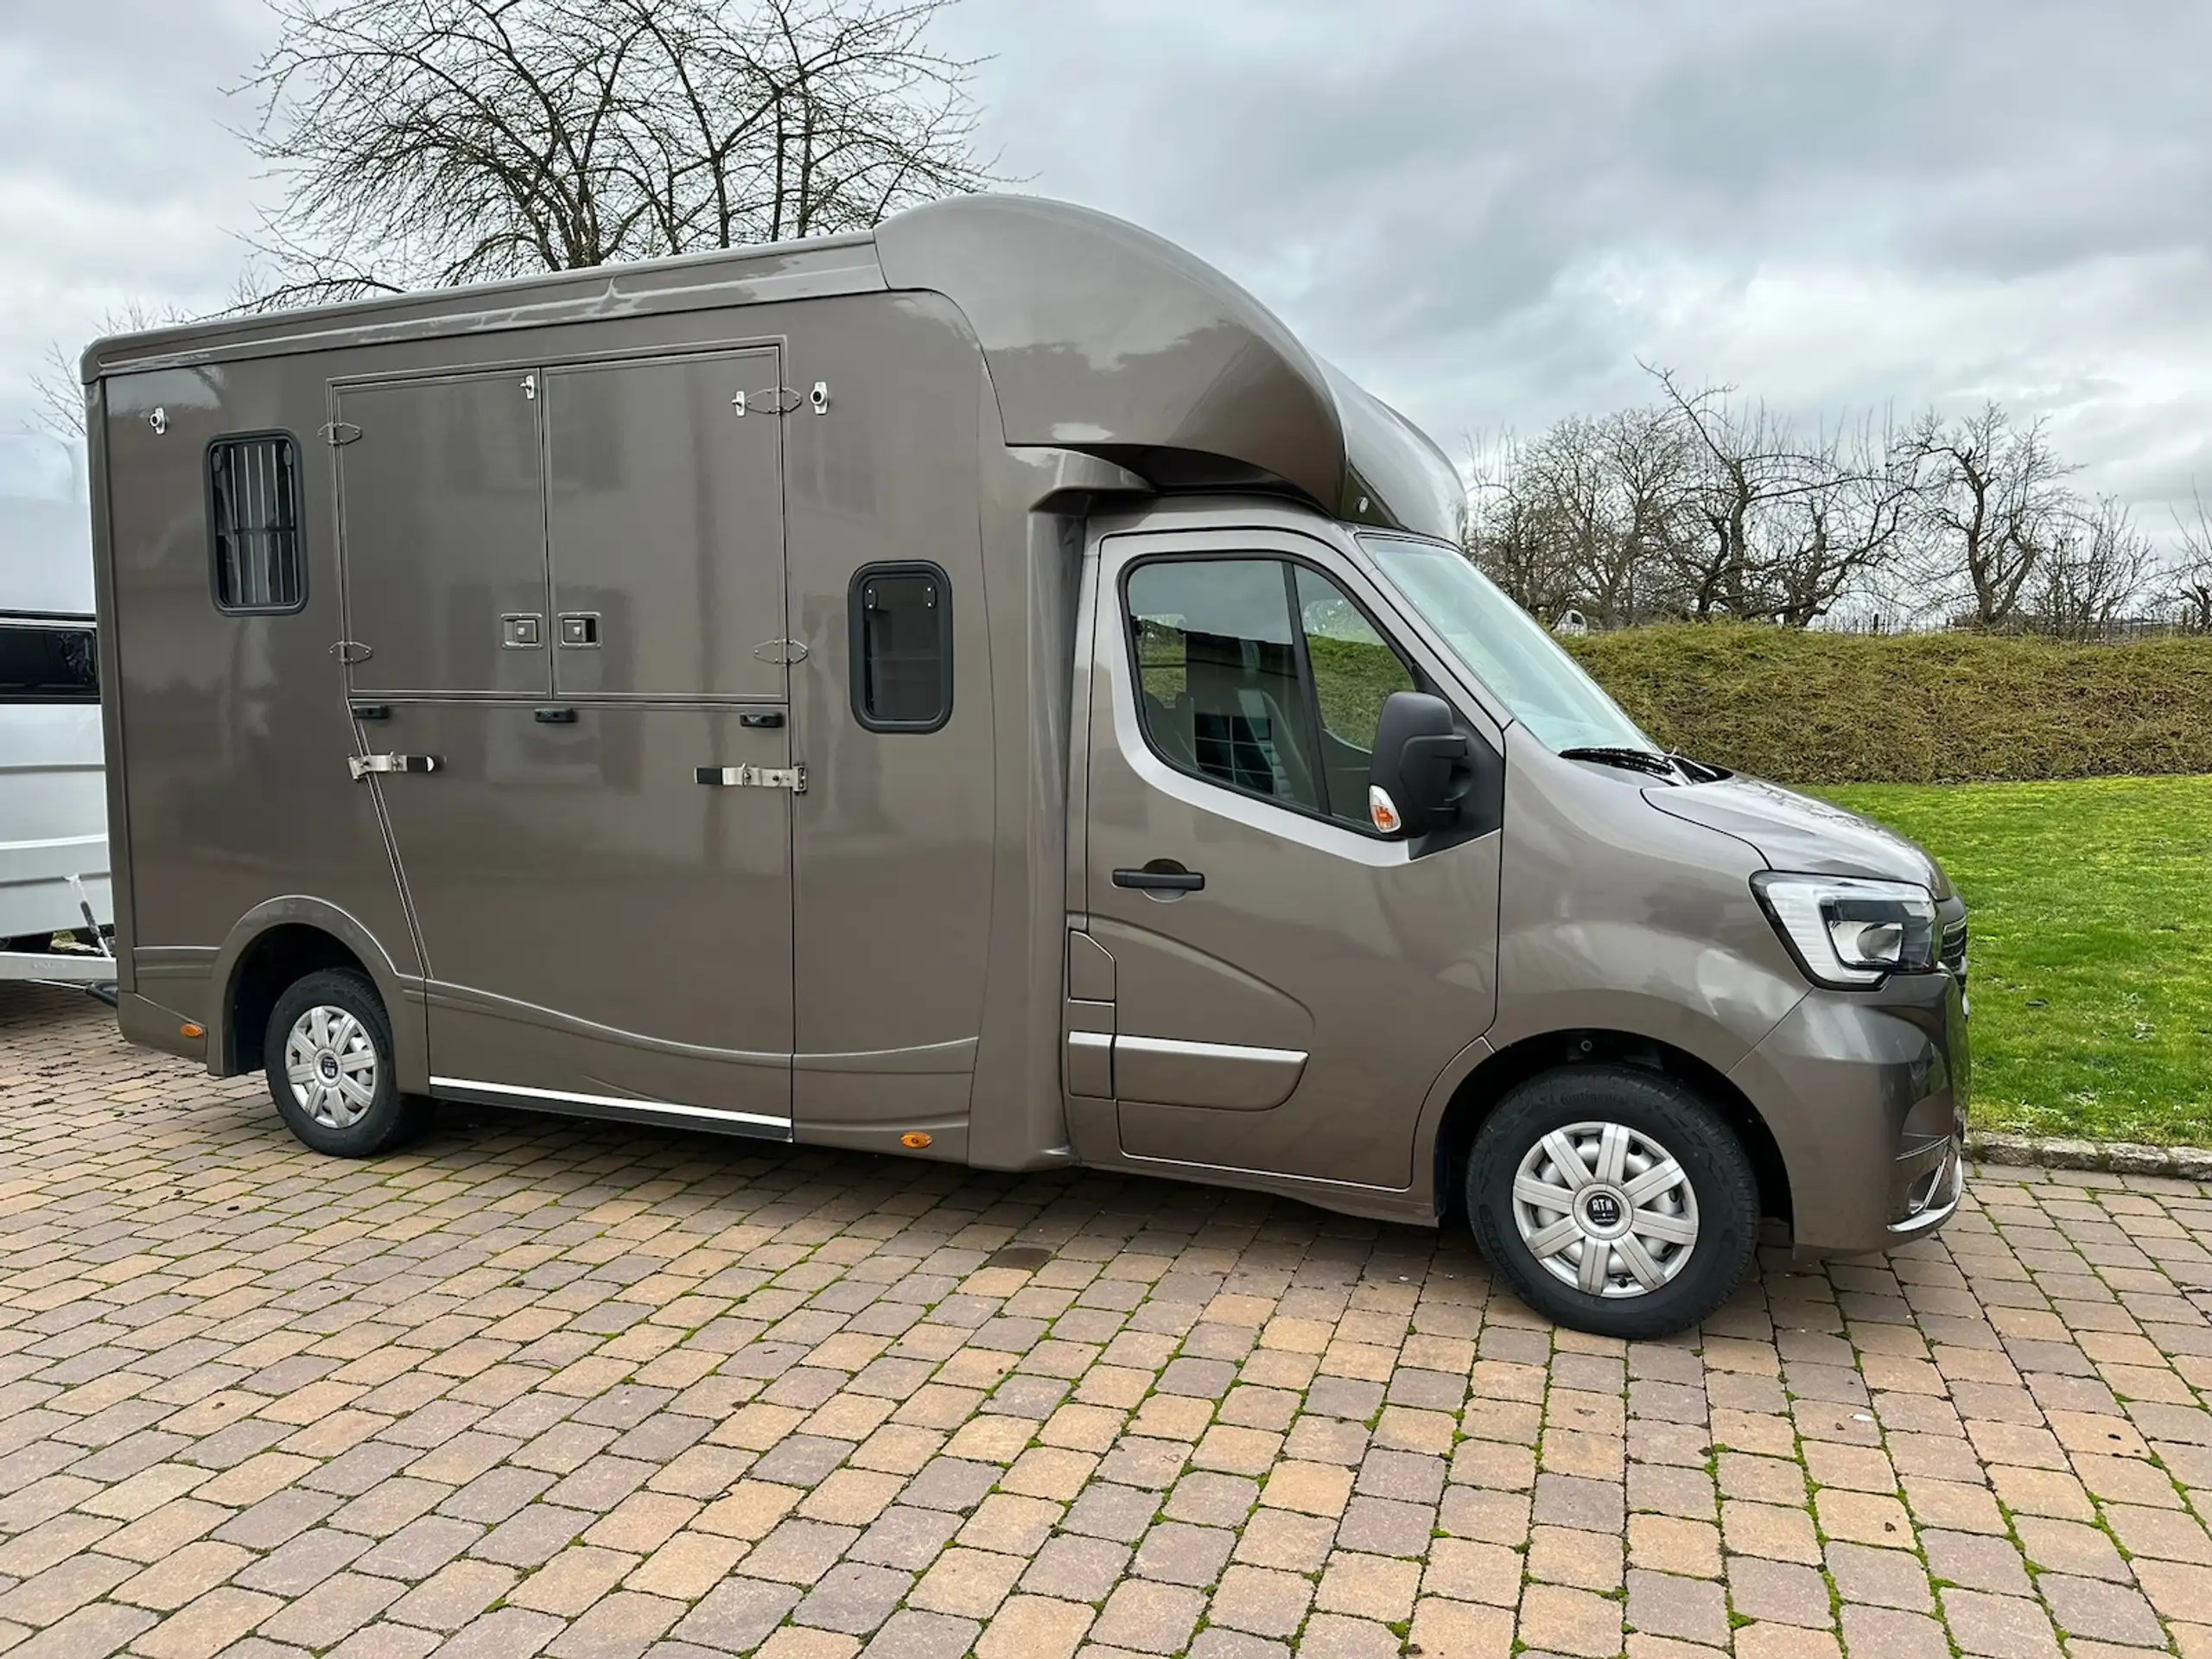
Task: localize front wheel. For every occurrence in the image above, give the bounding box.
[1466,1065,1759,1340]
[264,968,426,1156]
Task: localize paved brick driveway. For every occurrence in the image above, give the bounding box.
[6,986,2212,1659]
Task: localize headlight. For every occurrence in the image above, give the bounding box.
[1751,873,1938,989]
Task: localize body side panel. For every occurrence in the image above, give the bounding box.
[1486,728,1808,1071]
[957,441,1106,1171]
[780,292,996,1154]
[99,362,424,1042]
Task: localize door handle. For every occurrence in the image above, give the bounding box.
[349,703,391,721]
[738,709,785,728]
[533,707,578,724]
[348,753,442,780]
[1113,864,1205,893]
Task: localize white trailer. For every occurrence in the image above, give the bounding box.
[0,431,112,990]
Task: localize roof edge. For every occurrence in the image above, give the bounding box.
[80,231,882,383]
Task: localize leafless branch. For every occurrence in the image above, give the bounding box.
[228,0,1008,308]
[29,301,202,442]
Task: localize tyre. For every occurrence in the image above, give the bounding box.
[263,968,425,1156]
[1466,1065,1759,1340]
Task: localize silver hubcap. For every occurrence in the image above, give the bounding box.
[1512,1121,1700,1299]
[283,1005,378,1129]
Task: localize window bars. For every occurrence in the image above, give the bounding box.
[208,435,304,613]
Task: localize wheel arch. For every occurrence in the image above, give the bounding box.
[1427,1028,1792,1230]
[210,899,423,1089]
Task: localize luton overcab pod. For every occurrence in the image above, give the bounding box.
[86,196,1968,1338]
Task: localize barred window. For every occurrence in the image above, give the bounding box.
[207,435,305,613]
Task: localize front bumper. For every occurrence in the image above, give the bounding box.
[1727,965,1969,1256]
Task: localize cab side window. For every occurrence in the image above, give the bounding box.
[1125,557,1414,831]
[1296,565,1416,822]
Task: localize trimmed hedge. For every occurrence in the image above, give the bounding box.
[1565,623,2212,786]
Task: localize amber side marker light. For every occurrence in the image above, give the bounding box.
[900,1132,932,1149]
[180,1023,206,1039]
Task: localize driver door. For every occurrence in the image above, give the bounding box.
[1080,529,1504,1191]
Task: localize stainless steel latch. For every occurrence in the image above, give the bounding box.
[694,764,806,792]
[349,753,443,780]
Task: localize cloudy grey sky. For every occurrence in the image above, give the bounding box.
[4,0,2209,535]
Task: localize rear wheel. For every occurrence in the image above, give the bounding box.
[263,968,425,1156]
[1466,1065,1759,1340]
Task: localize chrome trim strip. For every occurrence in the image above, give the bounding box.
[1114,1034,1307,1065]
[431,1075,791,1134]
[1118,1147,1408,1197]
[1067,1032,1113,1050]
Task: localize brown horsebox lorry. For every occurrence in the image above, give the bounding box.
[84,195,1967,1337]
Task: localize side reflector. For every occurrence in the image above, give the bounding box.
[180,1023,205,1039]
[1368,785,1402,835]
[900,1132,933,1150]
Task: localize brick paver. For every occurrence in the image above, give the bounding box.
[6,985,2212,1655]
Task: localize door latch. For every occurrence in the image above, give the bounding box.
[349,753,443,780]
[694,764,805,792]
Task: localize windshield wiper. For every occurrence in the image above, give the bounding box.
[1558,746,1680,779]
[1666,751,1730,784]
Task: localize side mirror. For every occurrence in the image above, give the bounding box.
[1369,691,1470,836]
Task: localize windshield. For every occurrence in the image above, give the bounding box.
[1359,534,1656,754]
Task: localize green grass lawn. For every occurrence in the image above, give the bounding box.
[1820,774,2212,1145]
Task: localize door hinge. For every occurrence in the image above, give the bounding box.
[349,753,442,780]
[321,421,362,446]
[694,764,806,792]
[328,639,372,664]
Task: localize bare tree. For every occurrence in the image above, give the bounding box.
[1758,415,1923,627]
[1518,417,1623,624]
[1645,366,1839,620]
[1600,406,1694,626]
[2031,495,2156,638]
[2173,486,2212,633]
[232,0,1002,308]
[29,301,201,442]
[1903,403,2075,628]
[1465,429,1579,620]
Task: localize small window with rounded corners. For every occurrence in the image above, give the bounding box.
[849,562,951,732]
[207,433,307,614]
